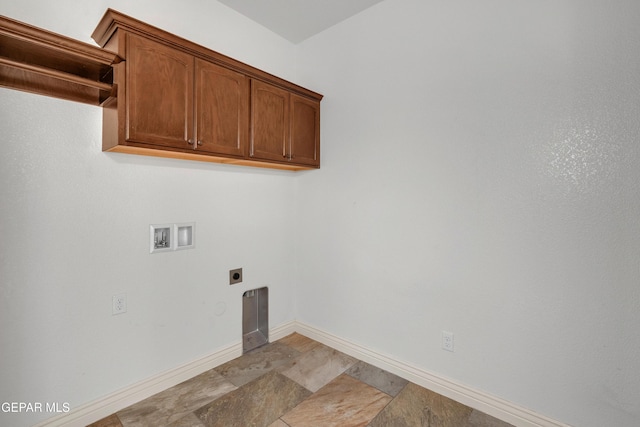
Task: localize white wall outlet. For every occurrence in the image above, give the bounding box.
[442,331,454,352]
[112,294,127,315]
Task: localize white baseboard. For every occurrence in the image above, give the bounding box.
[294,322,570,427]
[269,319,297,341]
[33,342,243,427]
[36,320,567,427]
[34,321,296,427]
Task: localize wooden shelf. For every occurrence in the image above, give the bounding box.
[0,15,120,105]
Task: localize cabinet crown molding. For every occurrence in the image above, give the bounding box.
[92,8,322,102]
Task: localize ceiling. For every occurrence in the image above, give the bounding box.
[218,0,385,43]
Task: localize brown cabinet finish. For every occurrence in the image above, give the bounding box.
[195,59,248,157]
[251,79,290,162]
[125,34,248,157]
[251,80,320,167]
[290,93,320,167]
[93,9,321,171]
[126,33,194,148]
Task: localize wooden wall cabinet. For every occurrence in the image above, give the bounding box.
[289,92,321,167]
[251,80,320,167]
[196,59,248,157]
[125,33,194,150]
[111,33,248,158]
[92,9,322,171]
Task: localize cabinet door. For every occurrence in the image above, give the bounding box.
[290,94,320,167]
[195,59,248,157]
[250,79,289,162]
[126,34,194,148]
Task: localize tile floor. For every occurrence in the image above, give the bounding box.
[89,333,513,427]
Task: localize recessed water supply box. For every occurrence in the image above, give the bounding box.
[242,287,268,353]
[174,222,195,250]
[149,222,195,253]
[150,224,172,253]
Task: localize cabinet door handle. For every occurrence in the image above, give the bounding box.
[187,139,194,145]
[197,140,203,146]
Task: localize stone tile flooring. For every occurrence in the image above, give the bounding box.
[88,333,513,427]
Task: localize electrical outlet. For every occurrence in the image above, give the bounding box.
[442,331,454,352]
[112,294,127,315]
[229,268,243,285]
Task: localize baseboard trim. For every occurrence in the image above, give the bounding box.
[35,321,297,427]
[34,342,243,427]
[270,319,297,341]
[294,321,570,427]
[36,319,567,427]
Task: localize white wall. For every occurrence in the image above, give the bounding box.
[0,1,300,426]
[295,1,640,426]
[2,0,640,426]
